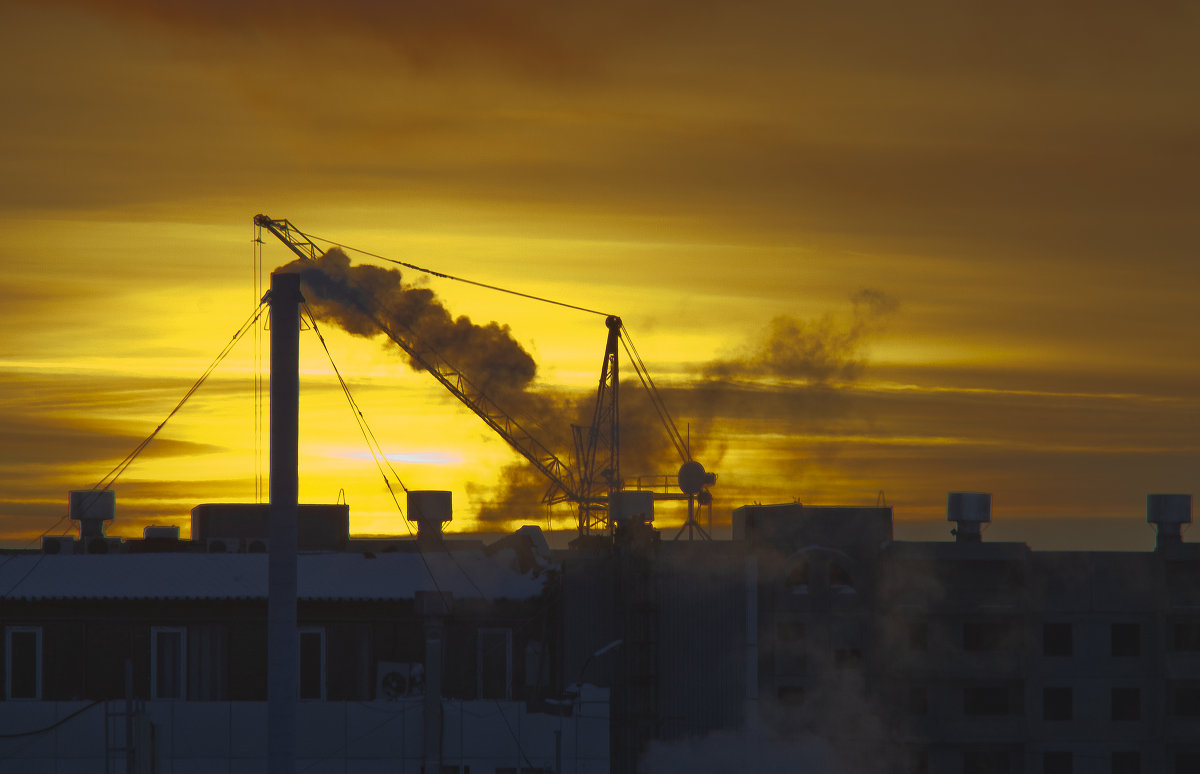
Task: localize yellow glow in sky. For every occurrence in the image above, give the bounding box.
[1,0,1198,551]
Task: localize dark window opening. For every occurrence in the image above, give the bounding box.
[1044,687,1073,721]
[786,563,810,588]
[829,562,853,587]
[1176,752,1200,774]
[909,621,928,651]
[299,630,324,700]
[1112,623,1141,658]
[1043,623,1073,657]
[1171,681,1200,717]
[478,629,511,700]
[1044,751,1073,774]
[777,686,804,706]
[1173,622,1200,652]
[6,629,40,700]
[1111,687,1140,722]
[963,621,1014,652]
[152,628,185,700]
[1111,751,1140,774]
[908,685,928,715]
[962,749,1010,774]
[964,685,1012,716]
[834,649,862,668]
[777,621,805,643]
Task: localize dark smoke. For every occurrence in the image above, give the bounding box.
[281,249,538,398]
[285,251,895,529]
[705,289,897,386]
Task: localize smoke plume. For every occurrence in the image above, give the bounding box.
[282,249,538,399]
[285,250,895,528]
[705,289,897,386]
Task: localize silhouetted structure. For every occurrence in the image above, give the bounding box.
[2,491,1196,773]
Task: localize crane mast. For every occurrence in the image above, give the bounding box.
[254,214,613,534]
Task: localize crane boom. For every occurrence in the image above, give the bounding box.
[253,214,611,530]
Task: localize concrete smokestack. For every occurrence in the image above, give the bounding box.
[268,271,302,774]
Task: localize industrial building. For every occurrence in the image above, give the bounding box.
[2,488,1196,773]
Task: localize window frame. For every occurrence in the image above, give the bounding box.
[477,627,512,700]
[150,626,187,700]
[298,626,326,701]
[5,626,42,700]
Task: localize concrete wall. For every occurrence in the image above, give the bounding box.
[0,691,609,774]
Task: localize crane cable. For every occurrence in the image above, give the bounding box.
[619,328,690,464]
[96,300,269,493]
[299,229,615,319]
[0,300,269,599]
[303,306,414,537]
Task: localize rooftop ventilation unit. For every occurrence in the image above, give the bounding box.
[143,526,180,540]
[407,491,451,547]
[609,490,654,525]
[69,490,115,539]
[1148,494,1191,550]
[41,536,76,555]
[947,492,991,543]
[207,538,243,554]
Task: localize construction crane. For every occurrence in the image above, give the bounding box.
[253,214,714,536]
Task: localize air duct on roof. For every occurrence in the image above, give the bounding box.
[408,491,452,548]
[1147,494,1191,550]
[948,492,991,543]
[69,490,114,539]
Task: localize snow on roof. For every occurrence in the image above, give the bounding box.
[0,550,546,601]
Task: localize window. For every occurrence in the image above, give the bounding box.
[5,627,41,700]
[963,621,1014,652]
[1044,687,1073,721]
[1112,623,1141,657]
[964,685,1012,716]
[1112,687,1140,721]
[299,628,325,700]
[962,749,1010,774]
[786,562,810,590]
[1171,681,1200,717]
[909,621,929,651]
[1044,751,1073,774]
[151,627,186,699]
[1174,622,1200,652]
[1111,751,1140,774]
[829,561,853,588]
[777,686,804,706]
[777,621,805,643]
[1043,623,1073,657]
[908,685,928,715]
[477,629,511,700]
[834,649,862,668]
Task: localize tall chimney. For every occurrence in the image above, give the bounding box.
[268,271,302,774]
[948,492,991,543]
[1148,494,1191,551]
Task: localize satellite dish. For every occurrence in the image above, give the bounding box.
[678,460,716,495]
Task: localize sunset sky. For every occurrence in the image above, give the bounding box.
[2,0,1197,550]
